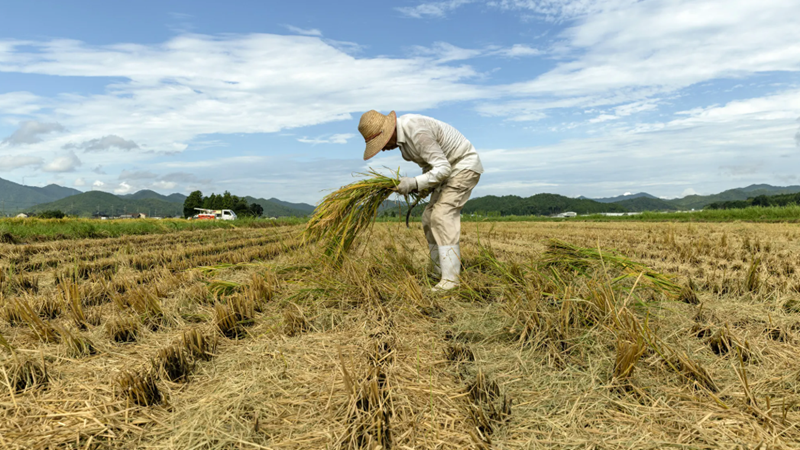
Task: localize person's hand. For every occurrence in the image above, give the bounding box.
[397,177,417,195]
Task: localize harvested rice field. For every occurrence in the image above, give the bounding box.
[1,221,800,449]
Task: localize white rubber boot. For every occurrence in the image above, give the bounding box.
[429,244,441,277]
[433,244,460,291]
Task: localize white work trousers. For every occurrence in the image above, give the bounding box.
[421,170,480,246]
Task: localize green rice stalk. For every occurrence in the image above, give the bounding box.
[541,239,681,298]
[304,169,422,264]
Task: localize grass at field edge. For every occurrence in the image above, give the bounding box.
[0,217,305,243]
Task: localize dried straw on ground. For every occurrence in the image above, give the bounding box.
[1,221,799,448]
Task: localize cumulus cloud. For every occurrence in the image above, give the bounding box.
[65,135,139,152]
[297,133,356,145]
[74,177,86,187]
[114,181,133,194]
[0,155,44,170]
[43,150,81,172]
[92,180,105,188]
[2,120,64,145]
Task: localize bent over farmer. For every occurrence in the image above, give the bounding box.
[358,110,484,291]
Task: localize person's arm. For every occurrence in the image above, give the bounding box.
[413,129,451,190]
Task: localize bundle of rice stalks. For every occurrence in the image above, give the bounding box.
[304,169,422,264]
[541,239,681,298]
[214,304,246,339]
[10,273,38,294]
[34,296,61,319]
[121,288,166,329]
[207,280,241,298]
[60,280,87,329]
[679,279,699,304]
[117,369,162,406]
[745,257,761,292]
[58,326,97,358]
[12,297,59,343]
[182,328,216,361]
[153,344,194,382]
[106,316,140,343]
[6,359,49,393]
[0,296,23,326]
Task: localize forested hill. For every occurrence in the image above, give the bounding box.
[28,191,183,217]
[0,177,82,211]
[668,184,800,210]
[461,194,628,216]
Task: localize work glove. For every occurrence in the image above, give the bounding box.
[396,177,418,195]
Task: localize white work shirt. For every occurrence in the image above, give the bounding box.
[395,114,484,191]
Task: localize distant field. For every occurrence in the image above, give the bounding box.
[1,221,799,448]
[390,204,800,223]
[0,217,304,243]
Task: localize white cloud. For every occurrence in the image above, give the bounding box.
[297,133,356,145]
[588,114,618,123]
[505,0,800,102]
[495,44,541,57]
[283,25,322,37]
[410,42,483,63]
[114,181,133,194]
[0,155,43,170]
[43,150,81,172]
[65,135,139,152]
[2,120,64,145]
[73,177,86,187]
[396,0,474,18]
[796,117,800,147]
[489,0,639,22]
[473,89,800,199]
[681,188,699,197]
[92,180,105,188]
[0,33,485,157]
[0,92,44,115]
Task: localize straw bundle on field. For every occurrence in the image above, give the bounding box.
[541,239,681,297]
[304,169,422,263]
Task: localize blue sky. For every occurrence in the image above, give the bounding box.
[1,0,799,204]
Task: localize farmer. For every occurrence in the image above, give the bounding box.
[358,110,483,291]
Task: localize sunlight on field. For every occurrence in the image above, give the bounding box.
[1,221,799,448]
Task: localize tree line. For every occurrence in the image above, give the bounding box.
[182,191,263,218]
[705,192,800,210]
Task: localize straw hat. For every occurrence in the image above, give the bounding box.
[358,110,396,161]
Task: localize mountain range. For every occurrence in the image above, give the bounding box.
[4,176,800,218]
[0,177,82,212]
